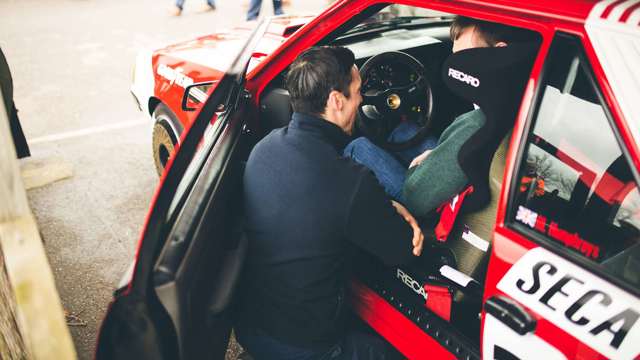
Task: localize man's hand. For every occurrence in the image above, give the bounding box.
[409,149,432,169]
[391,201,424,256]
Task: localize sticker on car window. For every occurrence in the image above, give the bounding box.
[515,206,600,260]
[462,226,489,252]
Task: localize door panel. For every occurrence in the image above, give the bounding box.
[96,20,270,360]
[152,110,250,359]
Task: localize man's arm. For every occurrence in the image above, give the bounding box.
[391,200,424,256]
[346,171,423,266]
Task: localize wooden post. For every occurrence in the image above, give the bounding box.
[0,88,76,359]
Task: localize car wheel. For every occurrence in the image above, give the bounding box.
[151,104,182,176]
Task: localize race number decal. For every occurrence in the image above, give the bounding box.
[497,248,640,360]
[483,314,567,360]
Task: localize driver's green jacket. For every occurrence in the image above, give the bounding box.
[402,108,486,217]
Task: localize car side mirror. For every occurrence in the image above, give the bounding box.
[182,81,217,112]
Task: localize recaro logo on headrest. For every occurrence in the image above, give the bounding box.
[448,68,480,88]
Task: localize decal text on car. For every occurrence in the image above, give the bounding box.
[397,268,427,300]
[516,206,600,259]
[497,248,640,360]
[157,63,194,89]
[448,67,480,87]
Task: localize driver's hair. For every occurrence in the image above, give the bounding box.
[450,16,536,46]
[286,46,355,115]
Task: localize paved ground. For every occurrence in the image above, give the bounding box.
[0,0,328,358]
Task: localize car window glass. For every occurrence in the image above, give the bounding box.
[168,112,226,217]
[511,34,640,291]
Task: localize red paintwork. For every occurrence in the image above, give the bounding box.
[601,0,627,18]
[119,1,640,359]
[350,279,457,360]
[621,2,640,23]
[149,15,314,130]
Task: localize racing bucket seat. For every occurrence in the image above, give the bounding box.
[419,41,539,304]
[356,42,540,329]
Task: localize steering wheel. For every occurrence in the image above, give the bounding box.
[357,51,434,151]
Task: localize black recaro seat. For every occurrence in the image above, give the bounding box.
[432,41,538,296]
[443,41,538,211]
[399,41,539,309]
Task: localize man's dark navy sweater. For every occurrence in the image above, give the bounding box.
[239,112,415,347]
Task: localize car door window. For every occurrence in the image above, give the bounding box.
[168,112,227,217]
[509,34,640,292]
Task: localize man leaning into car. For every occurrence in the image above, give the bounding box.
[237,46,424,359]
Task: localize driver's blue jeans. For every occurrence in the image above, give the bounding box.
[344,121,437,202]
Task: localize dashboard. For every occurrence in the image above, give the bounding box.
[259,22,473,136]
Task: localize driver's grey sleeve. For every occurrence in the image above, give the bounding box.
[346,170,415,266]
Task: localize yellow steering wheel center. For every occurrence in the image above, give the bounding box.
[386,93,401,110]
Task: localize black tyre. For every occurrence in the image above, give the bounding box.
[151,104,182,176]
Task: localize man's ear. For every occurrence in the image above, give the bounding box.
[327,90,343,111]
[495,41,508,48]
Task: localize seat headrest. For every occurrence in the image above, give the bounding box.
[441,42,538,122]
[439,42,538,211]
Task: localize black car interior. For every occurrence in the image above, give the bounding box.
[254,11,540,355]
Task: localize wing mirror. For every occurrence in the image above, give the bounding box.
[182,81,218,112]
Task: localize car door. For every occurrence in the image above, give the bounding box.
[482,33,640,360]
[95,20,270,360]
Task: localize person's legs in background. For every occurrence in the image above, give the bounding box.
[247,0,284,20]
[174,0,185,15]
[273,0,284,15]
[247,0,262,20]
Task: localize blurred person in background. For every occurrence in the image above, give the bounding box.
[173,0,216,16]
[247,0,283,20]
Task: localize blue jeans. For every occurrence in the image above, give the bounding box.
[247,0,283,20]
[175,0,215,9]
[344,122,437,202]
[235,324,396,360]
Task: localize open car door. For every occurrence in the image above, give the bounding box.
[95,20,269,360]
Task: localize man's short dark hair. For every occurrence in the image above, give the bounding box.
[450,16,536,46]
[285,46,356,115]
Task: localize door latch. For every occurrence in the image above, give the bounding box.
[484,295,536,335]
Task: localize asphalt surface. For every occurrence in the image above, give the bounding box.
[0,0,328,358]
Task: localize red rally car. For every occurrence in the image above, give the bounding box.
[105,0,640,359]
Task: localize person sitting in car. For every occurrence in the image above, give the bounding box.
[237,46,424,360]
[344,16,532,217]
